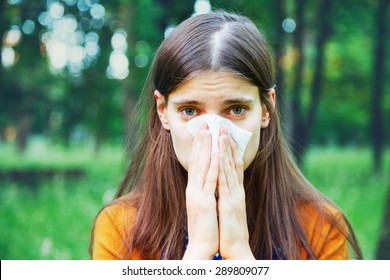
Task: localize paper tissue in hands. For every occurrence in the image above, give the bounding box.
[186,114,253,158]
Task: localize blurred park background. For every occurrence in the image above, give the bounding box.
[0,0,389,259]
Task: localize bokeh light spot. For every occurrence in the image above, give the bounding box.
[4,26,22,46]
[134,54,148,68]
[107,51,129,80]
[49,2,65,20]
[111,30,127,51]
[22,19,36,35]
[282,18,296,33]
[90,4,105,19]
[194,0,211,15]
[1,47,16,67]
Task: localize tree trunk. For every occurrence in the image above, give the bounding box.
[0,0,5,36]
[0,0,7,103]
[374,0,390,260]
[274,0,292,142]
[16,112,33,152]
[290,0,305,162]
[274,0,286,102]
[297,0,333,165]
[122,1,139,151]
[371,0,388,172]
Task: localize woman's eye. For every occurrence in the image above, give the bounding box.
[229,107,246,115]
[182,108,196,116]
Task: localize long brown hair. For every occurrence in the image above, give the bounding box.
[92,11,362,260]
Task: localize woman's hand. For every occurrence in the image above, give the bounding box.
[217,128,255,260]
[183,124,219,260]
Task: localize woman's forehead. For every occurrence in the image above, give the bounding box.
[169,71,259,100]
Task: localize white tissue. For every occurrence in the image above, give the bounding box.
[186,114,253,157]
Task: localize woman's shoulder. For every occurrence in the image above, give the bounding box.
[297,200,349,259]
[96,193,138,229]
[297,200,343,221]
[91,193,140,259]
[297,200,347,237]
[101,193,138,213]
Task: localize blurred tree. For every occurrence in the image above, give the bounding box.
[0,0,5,87]
[371,0,389,172]
[0,1,50,151]
[0,0,388,154]
[272,0,292,144]
[157,0,195,28]
[290,0,333,164]
[312,0,373,147]
[290,0,305,161]
[15,1,48,151]
[1,0,128,150]
[0,0,12,142]
[374,0,390,260]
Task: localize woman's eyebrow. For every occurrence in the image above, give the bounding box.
[222,98,255,105]
[170,98,255,106]
[170,100,202,106]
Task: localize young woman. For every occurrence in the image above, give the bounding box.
[90,11,362,260]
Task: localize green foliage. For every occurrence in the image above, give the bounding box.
[1,0,389,148]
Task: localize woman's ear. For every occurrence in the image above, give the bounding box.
[154,90,170,130]
[261,88,276,128]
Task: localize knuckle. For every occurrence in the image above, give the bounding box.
[235,158,244,170]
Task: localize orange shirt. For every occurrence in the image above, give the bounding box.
[91,199,348,260]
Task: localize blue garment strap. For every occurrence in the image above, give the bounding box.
[213,252,224,260]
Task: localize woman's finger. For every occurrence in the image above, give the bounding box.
[219,128,241,196]
[204,151,219,195]
[223,135,238,195]
[229,136,244,187]
[217,131,230,197]
[187,123,212,191]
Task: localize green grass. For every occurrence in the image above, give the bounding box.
[0,141,126,260]
[303,146,390,259]
[0,141,388,259]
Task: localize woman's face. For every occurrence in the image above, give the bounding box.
[155,71,273,171]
